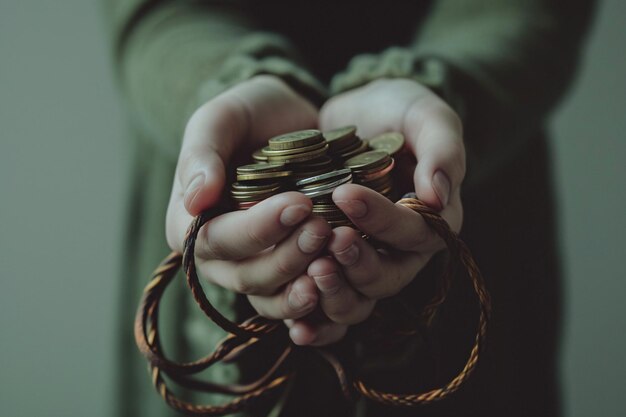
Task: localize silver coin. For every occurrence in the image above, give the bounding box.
[295,168,352,187]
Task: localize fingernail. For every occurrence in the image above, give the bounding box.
[288,289,315,311]
[297,230,327,254]
[314,273,341,295]
[432,170,451,208]
[334,244,359,266]
[184,173,206,208]
[280,204,311,226]
[335,199,367,218]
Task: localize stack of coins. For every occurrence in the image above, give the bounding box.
[323,125,369,164]
[230,163,290,210]
[344,150,395,198]
[295,168,354,228]
[260,130,332,180]
[231,127,405,225]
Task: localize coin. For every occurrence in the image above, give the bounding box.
[231,181,281,191]
[230,186,281,196]
[268,129,323,150]
[267,144,329,164]
[300,174,352,198]
[345,150,391,170]
[232,128,403,227]
[357,158,395,181]
[367,132,405,155]
[236,162,286,174]
[236,170,292,181]
[252,148,268,162]
[324,126,357,149]
[338,140,369,161]
[261,141,327,157]
[295,168,352,187]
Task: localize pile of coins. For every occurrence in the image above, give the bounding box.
[345,150,395,199]
[230,126,405,227]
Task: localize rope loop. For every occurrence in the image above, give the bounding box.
[134,198,491,415]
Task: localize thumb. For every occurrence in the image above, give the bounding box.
[405,104,465,211]
[179,102,247,215]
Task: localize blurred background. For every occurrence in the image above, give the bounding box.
[1,1,624,416]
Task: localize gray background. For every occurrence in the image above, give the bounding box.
[1,1,624,416]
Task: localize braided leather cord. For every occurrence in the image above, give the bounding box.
[134,198,491,415]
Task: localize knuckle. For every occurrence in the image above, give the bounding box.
[350,271,379,293]
[200,226,229,260]
[368,214,395,237]
[274,257,301,281]
[280,300,299,319]
[328,302,357,324]
[232,277,260,295]
[245,225,269,251]
[404,224,436,251]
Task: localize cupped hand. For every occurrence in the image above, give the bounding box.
[166,75,330,323]
[288,78,466,345]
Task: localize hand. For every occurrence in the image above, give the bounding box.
[165,75,330,323]
[287,78,465,345]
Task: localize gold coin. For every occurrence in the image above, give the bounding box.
[231,192,278,202]
[368,132,405,155]
[252,148,268,162]
[267,144,328,164]
[268,129,323,150]
[327,219,355,228]
[356,158,395,181]
[345,150,390,170]
[236,170,292,181]
[359,174,393,188]
[324,126,357,150]
[237,201,258,210]
[236,162,285,174]
[296,168,352,187]
[338,140,369,160]
[231,181,280,191]
[261,141,327,156]
[230,186,281,196]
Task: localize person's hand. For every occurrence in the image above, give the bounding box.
[166,75,330,324]
[287,78,466,345]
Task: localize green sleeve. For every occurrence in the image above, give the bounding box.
[330,0,596,186]
[104,0,327,158]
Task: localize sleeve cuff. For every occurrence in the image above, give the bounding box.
[329,47,464,119]
[196,33,328,109]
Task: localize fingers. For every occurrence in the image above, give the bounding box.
[178,76,318,216]
[307,257,376,325]
[327,226,428,300]
[319,78,465,221]
[247,275,318,320]
[332,184,443,253]
[319,79,422,138]
[284,318,348,347]
[198,216,331,295]
[402,99,465,213]
[167,192,313,256]
[199,192,313,259]
[178,100,249,216]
